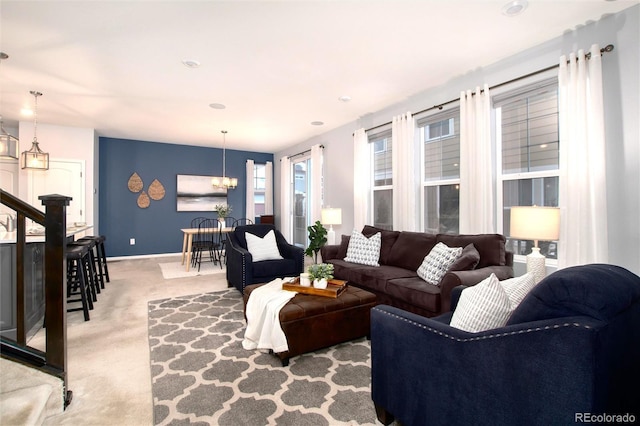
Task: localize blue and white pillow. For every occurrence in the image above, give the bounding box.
[344,229,381,266]
[450,273,513,332]
[417,242,463,285]
[500,273,537,309]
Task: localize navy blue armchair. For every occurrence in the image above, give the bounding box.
[371,264,640,426]
[226,224,304,293]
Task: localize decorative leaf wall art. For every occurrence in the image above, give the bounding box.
[127,172,165,209]
[137,191,151,208]
[128,172,144,193]
[148,179,166,200]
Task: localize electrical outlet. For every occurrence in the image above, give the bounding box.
[130,238,135,245]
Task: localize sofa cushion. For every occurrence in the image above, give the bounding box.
[252,258,299,279]
[448,244,481,272]
[386,231,438,271]
[437,234,506,268]
[386,277,442,313]
[327,259,374,283]
[507,264,640,325]
[345,229,381,266]
[450,273,513,332]
[501,273,537,309]
[349,265,418,294]
[245,229,283,262]
[417,242,463,286]
[362,225,400,265]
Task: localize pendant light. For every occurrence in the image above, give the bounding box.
[0,116,18,159]
[212,130,237,189]
[21,91,49,170]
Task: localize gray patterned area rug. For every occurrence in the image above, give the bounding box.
[148,289,378,425]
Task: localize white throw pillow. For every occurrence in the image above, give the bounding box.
[500,273,537,309]
[245,230,283,262]
[450,273,513,333]
[344,229,381,266]
[417,242,463,285]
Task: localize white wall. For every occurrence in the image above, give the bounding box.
[17,122,98,230]
[275,5,640,275]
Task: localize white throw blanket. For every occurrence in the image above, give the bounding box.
[242,278,297,353]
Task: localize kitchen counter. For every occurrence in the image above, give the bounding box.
[0,224,93,244]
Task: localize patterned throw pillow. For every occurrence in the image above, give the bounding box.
[344,229,381,266]
[417,242,463,285]
[245,230,284,262]
[500,273,537,309]
[450,273,513,332]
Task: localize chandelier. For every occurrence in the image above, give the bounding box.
[21,91,49,170]
[212,130,237,189]
[0,116,18,159]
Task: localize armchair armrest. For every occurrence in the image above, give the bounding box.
[440,265,514,312]
[278,241,304,260]
[371,305,608,426]
[225,237,254,292]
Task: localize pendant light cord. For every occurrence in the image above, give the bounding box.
[30,91,42,143]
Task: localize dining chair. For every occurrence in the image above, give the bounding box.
[190,216,208,229]
[211,221,224,269]
[232,218,254,228]
[191,218,218,271]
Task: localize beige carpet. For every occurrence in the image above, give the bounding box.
[158,260,225,279]
[25,255,229,425]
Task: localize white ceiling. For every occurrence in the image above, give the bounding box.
[1,0,636,152]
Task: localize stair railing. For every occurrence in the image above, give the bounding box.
[0,188,72,407]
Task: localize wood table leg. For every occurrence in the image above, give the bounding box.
[185,234,193,272]
[181,232,188,265]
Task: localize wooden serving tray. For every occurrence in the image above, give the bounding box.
[282,278,348,298]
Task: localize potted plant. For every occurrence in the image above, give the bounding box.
[307,263,334,289]
[305,220,327,264]
[214,203,232,224]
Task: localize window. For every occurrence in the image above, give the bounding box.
[370,129,393,230]
[496,78,560,259]
[253,163,266,216]
[418,109,460,234]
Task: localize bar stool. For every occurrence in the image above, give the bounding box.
[69,240,101,297]
[79,235,110,284]
[66,244,93,321]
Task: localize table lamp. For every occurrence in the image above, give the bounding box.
[510,206,560,284]
[321,207,342,245]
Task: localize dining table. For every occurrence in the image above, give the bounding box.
[181,226,233,271]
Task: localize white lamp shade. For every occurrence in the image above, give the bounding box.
[510,206,560,241]
[321,208,342,226]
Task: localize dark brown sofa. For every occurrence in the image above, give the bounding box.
[320,225,514,317]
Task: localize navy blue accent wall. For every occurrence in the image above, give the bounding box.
[99,137,273,257]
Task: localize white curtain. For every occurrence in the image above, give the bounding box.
[558,44,608,267]
[392,112,418,231]
[280,156,292,241]
[353,128,370,231]
[245,159,255,222]
[264,161,273,215]
[310,144,324,223]
[459,84,494,234]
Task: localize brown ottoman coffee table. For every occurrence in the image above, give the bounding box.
[243,283,377,366]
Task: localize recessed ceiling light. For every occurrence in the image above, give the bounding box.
[209,103,226,110]
[338,95,351,102]
[21,108,33,116]
[502,0,528,17]
[311,121,324,126]
[182,59,201,68]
